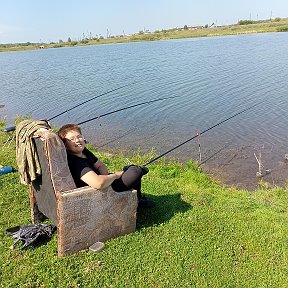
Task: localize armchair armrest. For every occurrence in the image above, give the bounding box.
[57,186,137,256]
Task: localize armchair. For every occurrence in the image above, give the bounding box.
[29,130,138,256]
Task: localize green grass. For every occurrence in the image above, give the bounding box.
[1,130,288,287]
[277,26,288,32]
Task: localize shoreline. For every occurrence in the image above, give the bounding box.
[90,142,288,192]
[1,18,288,53]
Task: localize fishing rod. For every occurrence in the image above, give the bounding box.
[143,102,260,166]
[1,94,179,133]
[49,82,135,121]
[77,95,179,125]
[1,83,135,132]
[1,94,180,149]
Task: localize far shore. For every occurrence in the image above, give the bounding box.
[1,17,288,53]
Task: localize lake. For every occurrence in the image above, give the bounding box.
[1,32,288,189]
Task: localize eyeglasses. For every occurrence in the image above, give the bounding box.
[65,135,84,142]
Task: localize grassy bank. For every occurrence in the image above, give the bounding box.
[1,128,288,287]
[1,18,288,53]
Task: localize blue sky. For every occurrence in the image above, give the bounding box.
[0,0,287,44]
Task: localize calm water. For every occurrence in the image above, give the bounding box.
[1,32,288,189]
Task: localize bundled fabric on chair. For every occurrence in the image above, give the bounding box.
[16,119,51,185]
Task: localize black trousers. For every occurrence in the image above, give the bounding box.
[111,165,142,199]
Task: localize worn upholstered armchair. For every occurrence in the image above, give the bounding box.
[29,129,138,256]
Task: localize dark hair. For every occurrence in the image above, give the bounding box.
[58,124,82,140]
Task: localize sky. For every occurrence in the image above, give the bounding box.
[0,0,287,44]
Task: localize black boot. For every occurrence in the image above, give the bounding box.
[123,165,149,176]
[123,164,135,172]
[140,166,149,175]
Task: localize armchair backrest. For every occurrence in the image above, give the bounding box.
[37,130,76,193]
[31,130,76,224]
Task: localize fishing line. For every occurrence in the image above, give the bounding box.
[93,117,169,150]
[199,139,234,165]
[143,102,260,166]
[94,126,138,149]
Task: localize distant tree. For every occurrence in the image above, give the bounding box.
[138,30,144,35]
[238,20,256,25]
[67,37,72,42]
[184,25,188,30]
[277,26,288,32]
[204,24,209,28]
[59,39,63,43]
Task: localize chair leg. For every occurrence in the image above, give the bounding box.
[29,185,47,223]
